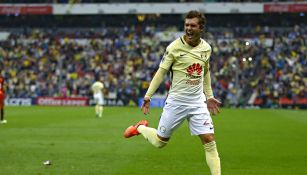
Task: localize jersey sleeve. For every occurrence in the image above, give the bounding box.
[204,49,211,74]
[144,68,168,98]
[159,46,174,71]
[203,48,214,99]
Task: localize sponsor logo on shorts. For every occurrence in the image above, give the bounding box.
[203,119,212,126]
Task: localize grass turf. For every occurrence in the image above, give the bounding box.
[0,106,306,175]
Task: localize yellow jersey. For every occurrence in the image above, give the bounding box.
[160,36,211,106]
[91,81,104,94]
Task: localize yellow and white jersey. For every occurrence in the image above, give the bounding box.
[160,36,211,106]
[91,81,104,94]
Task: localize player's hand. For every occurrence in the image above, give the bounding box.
[207,98,222,115]
[141,97,151,115]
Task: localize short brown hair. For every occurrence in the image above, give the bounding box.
[185,10,206,29]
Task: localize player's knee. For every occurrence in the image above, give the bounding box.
[200,134,215,144]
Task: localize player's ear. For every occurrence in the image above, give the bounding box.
[199,24,204,31]
[199,27,204,34]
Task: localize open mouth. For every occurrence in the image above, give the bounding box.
[186,31,193,40]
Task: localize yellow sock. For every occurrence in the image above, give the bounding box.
[204,141,221,175]
[98,106,103,117]
[95,105,99,116]
[137,125,167,148]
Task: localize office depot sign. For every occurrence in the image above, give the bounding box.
[0,5,52,15]
[264,4,307,13]
[37,97,88,106]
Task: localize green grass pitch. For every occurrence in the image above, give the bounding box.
[0,106,306,175]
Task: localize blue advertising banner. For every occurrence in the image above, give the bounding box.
[138,97,165,108]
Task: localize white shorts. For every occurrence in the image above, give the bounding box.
[93,93,104,105]
[157,102,214,138]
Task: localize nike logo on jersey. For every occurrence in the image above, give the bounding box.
[180,53,187,57]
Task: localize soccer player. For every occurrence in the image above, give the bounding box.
[124,10,222,175]
[91,80,104,118]
[0,74,7,124]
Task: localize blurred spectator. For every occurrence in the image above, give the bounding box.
[0,0,300,3]
[0,23,306,108]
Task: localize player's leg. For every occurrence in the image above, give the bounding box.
[189,112,220,175]
[0,94,5,123]
[0,103,6,124]
[0,108,3,121]
[139,102,188,148]
[94,93,103,118]
[124,103,187,148]
[123,119,168,148]
[98,105,103,118]
[97,95,104,117]
[95,104,99,117]
[93,94,101,118]
[199,134,221,175]
[0,98,4,121]
[95,104,103,118]
[137,125,168,148]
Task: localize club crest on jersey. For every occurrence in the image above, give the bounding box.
[187,63,202,75]
[201,52,208,61]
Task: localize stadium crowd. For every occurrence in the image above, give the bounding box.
[0,24,306,108]
[0,0,301,3]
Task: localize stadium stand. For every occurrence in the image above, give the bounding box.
[0,1,306,108]
[0,0,303,3]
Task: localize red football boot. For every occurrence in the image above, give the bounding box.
[123,120,149,138]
